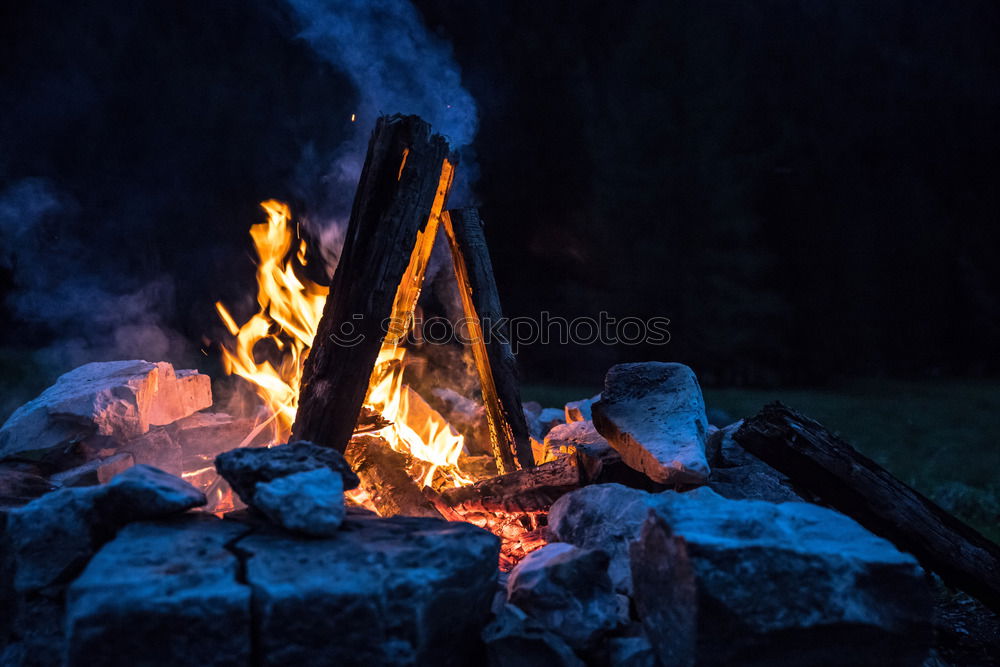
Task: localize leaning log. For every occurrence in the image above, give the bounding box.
[345,435,442,519]
[441,208,535,473]
[734,402,1000,613]
[440,455,581,514]
[292,115,453,452]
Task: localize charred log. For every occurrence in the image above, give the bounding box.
[345,435,442,519]
[292,115,453,452]
[441,208,534,473]
[440,455,581,514]
[734,402,1000,613]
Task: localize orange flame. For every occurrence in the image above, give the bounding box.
[215,199,467,486]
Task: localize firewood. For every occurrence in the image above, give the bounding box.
[292,115,453,452]
[734,402,1000,613]
[440,455,581,514]
[345,435,442,519]
[441,208,535,473]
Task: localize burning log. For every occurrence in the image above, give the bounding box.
[292,115,453,452]
[734,402,1000,613]
[442,208,535,473]
[345,435,442,519]
[440,456,581,515]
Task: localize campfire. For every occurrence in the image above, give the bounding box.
[2,115,999,666]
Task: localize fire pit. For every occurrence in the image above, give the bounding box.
[2,115,999,666]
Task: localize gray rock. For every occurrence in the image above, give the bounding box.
[253,467,345,537]
[543,420,611,460]
[50,452,134,488]
[0,361,212,460]
[629,511,697,667]
[120,427,183,476]
[548,484,660,593]
[705,420,801,502]
[104,464,206,518]
[483,604,584,667]
[7,465,204,594]
[507,542,621,650]
[564,394,600,423]
[169,411,269,459]
[65,515,252,667]
[215,440,360,506]
[538,408,566,435]
[592,363,710,485]
[551,484,932,665]
[237,512,499,666]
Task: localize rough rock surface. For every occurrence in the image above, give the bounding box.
[591,362,710,485]
[65,515,251,667]
[507,542,621,650]
[7,465,205,593]
[550,484,933,665]
[0,360,212,459]
[253,467,345,537]
[169,411,268,458]
[543,420,612,461]
[0,468,54,508]
[629,512,697,667]
[214,440,360,506]
[483,603,584,667]
[237,513,499,666]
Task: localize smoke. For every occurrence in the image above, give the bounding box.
[0,179,194,382]
[284,0,480,272]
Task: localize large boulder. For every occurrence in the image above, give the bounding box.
[65,515,252,667]
[507,542,622,650]
[591,363,710,485]
[252,467,345,537]
[236,512,499,666]
[549,484,932,665]
[0,361,212,459]
[214,441,359,506]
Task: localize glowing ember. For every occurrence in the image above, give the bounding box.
[215,200,468,487]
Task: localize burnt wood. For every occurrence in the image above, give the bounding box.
[440,455,580,514]
[345,435,442,519]
[734,402,1000,613]
[442,208,535,472]
[292,115,451,451]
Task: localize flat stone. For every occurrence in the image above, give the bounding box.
[169,411,268,459]
[215,441,359,506]
[705,420,801,502]
[237,512,499,666]
[483,603,584,667]
[65,515,251,667]
[253,468,345,537]
[103,464,206,519]
[120,427,183,476]
[0,361,212,460]
[550,484,932,665]
[592,362,710,485]
[507,542,621,650]
[50,452,134,488]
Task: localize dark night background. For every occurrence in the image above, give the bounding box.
[1,1,999,399]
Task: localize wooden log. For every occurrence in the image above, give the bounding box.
[440,455,580,514]
[441,208,535,473]
[344,435,442,519]
[292,115,452,452]
[734,402,1000,613]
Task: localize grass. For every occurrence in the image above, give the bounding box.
[523,379,1000,542]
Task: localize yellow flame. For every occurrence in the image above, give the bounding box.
[215,199,467,486]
